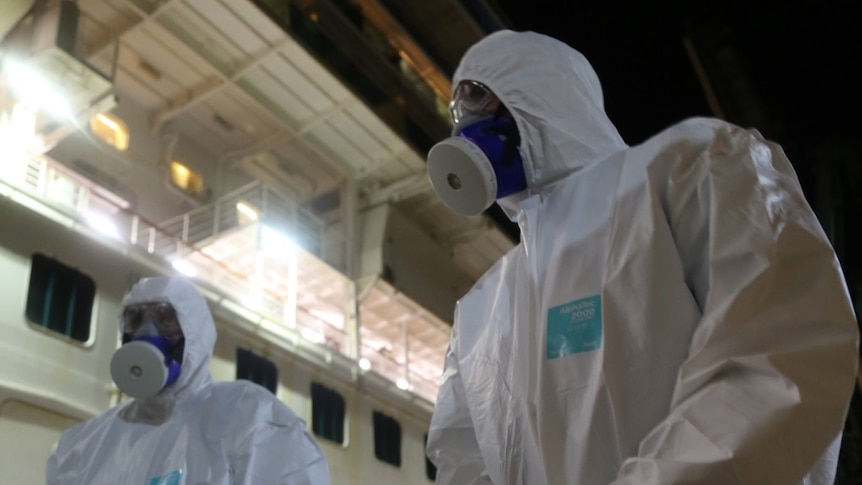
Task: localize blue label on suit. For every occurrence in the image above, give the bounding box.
[149,469,181,485]
[547,295,602,360]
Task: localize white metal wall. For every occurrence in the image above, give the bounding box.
[0,193,434,484]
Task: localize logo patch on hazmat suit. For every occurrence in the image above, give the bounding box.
[149,469,182,485]
[547,295,602,359]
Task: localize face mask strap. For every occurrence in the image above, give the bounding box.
[169,338,185,363]
[121,334,185,364]
[484,104,521,168]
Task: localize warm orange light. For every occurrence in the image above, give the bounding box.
[89,112,129,151]
[170,161,205,197]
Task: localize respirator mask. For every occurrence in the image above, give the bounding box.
[110,301,184,400]
[427,80,527,216]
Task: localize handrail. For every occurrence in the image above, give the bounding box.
[0,151,447,404]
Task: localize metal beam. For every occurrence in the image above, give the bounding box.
[151,37,297,126]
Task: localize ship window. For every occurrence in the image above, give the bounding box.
[169,161,206,199]
[26,253,95,343]
[311,382,346,445]
[372,410,401,467]
[236,348,278,394]
[89,112,129,151]
[424,433,437,481]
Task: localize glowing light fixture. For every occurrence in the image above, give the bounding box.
[86,212,119,239]
[396,378,410,390]
[236,200,259,223]
[301,328,324,344]
[171,259,197,277]
[89,112,129,151]
[261,225,298,258]
[358,358,371,370]
[309,309,345,329]
[3,59,71,118]
[169,161,205,198]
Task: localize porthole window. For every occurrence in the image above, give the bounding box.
[89,112,129,151]
[26,253,95,342]
[311,382,346,445]
[236,347,278,394]
[169,161,206,199]
[372,410,401,467]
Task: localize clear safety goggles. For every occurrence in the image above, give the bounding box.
[122,301,181,337]
[449,80,499,124]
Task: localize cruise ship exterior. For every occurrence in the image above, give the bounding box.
[0,0,513,482]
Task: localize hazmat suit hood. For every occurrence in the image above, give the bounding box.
[48,274,333,483]
[118,275,214,423]
[429,35,860,481]
[453,30,627,217]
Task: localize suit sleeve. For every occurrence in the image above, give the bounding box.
[426,327,492,484]
[613,123,860,484]
[45,445,59,485]
[230,386,331,485]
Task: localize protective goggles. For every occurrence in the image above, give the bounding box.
[122,301,181,337]
[449,80,499,124]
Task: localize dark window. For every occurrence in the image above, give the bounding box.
[373,410,401,467]
[424,433,437,481]
[236,348,278,394]
[311,382,346,445]
[26,253,95,342]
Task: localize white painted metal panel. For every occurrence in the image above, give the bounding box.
[78,0,140,42]
[156,2,244,74]
[124,28,209,88]
[115,45,186,100]
[112,64,170,109]
[308,123,370,174]
[261,54,333,114]
[327,111,388,162]
[186,0,268,57]
[222,0,287,45]
[80,0,137,21]
[0,400,80,485]
[139,21,222,80]
[344,102,406,152]
[184,102,255,150]
[281,42,352,102]
[204,85,282,140]
[239,69,314,127]
[78,0,141,57]
[176,114,235,156]
[272,141,340,186]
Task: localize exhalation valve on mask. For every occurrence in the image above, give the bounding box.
[427,115,527,216]
[110,336,181,400]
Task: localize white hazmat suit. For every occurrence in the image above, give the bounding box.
[426,30,860,484]
[47,275,331,484]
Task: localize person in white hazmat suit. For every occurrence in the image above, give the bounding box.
[46,275,331,484]
[424,30,860,484]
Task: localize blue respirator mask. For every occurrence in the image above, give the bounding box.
[110,302,183,400]
[427,81,527,216]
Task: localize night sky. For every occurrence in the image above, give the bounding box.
[492,0,860,147]
[485,1,862,278]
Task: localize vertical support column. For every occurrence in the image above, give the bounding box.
[341,180,361,360]
[130,216,139,245]
[285,235,298,329]
[682,36,725,120]
[403,313,410,389]
[213,201,220,237]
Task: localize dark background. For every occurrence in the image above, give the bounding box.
[489,0,861,270]
[493,0,859,149]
